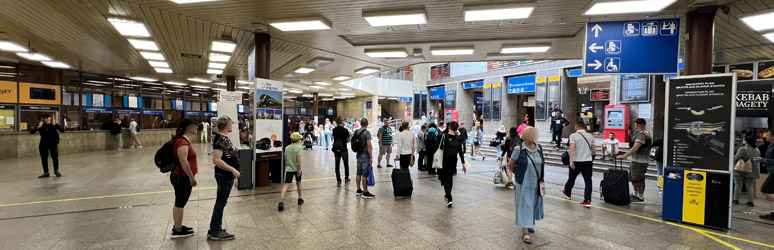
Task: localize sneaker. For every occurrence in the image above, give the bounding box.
[362,192,375,199]
[129,146,135,149]
[580,201,591,208]
[387,164,394,168]
[631,194,644,202]
[337,181,342,187]
[38,173,50,178]
[137,146,143,149]
[207,230,235,241]
[181,225,193,233]
[345,178,351,183]
[54,171,62,177]
[377,165,383,168]
[562,190,571,200]
[505,182,514,188]
[298,198,304,205]
[278,202,284,211]
[446,201,453,207]
[356,189,363,196]
[482,156,486,161]
[760,212,774,221]
[747,202,755,207]
[171,228,194,238]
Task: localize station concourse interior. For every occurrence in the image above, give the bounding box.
[1,0,774,249]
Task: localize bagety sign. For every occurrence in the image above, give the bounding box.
[736,83,772,117]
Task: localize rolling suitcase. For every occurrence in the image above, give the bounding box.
[600,158,631,205]
[391,168,413,198]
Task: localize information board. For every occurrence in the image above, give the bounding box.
[620,75,651,103]
[506,74,536,94]
[463,80,484,89]
[590,89,610,101]
[429,86,445,100]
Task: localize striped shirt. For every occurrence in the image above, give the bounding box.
[378,126,393,145]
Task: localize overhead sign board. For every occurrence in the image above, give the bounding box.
[396,96,413,102]
[507,75,536,94]
[429,86,445,100]
[583,18,680,75]
[463,80,484,89]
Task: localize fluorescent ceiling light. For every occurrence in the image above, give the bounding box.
[307,57,335,67]
[294,67,315,74]
[288,89,304,94]
[314,81,331,86]
[16,52,52,61]
[269,18,332,31]
[87,80,112,84]
[127,39,159,51]
[82,82,103,86]
[154,68,173,74]
[765,32,774,43]
[0,41,28,52]
[430,47,475,56]
[41,61,70,69]
[130,76,158,82]
[584,0,677,16]
[107,18,151,37]
[170,0,219,3]
[302,94,314,98]
[108,77,131,81]
[187,77,211,83]
[464,3,535,21]
[321,98,334,101]
[213,88,227,92]
[355,66,380,75]
[318,93,334,97]
[214,82,227,86]
[148,61,169,68]
[237,80,249,84]
[211,40,236,53]
[486,53,529,60]
[340,92,356,96]
[207,69,223,75]
[209,53,231,62]
[363,10,427,27]
[365,49,408,58]
[741,11,774,32]
[310,85,324,89]
[500,46,551,53]
[332,75,351,81]
[333,96,349,99]
[208,62,226,69]
[164,81,187,86]
[192,85,211,89]
[140,51,165,60]
[339,88,351,91]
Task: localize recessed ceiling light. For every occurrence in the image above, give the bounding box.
[741,10,774,32]
[314,81,331,86]
[765,32,774,43]
[107,18,151,37]
[41,61,70,69]
[430,47,475,56]
[192,85,211,89]
[208,62,226,69]
[237,80,249,84]
[214,82,227,86]
[294,67,315,74]
[302,94,314,98]
[332,75,351,81]
[127,39,159,51]
[82,82,103,86]
[340,92,355,96]
[16,52,52,61]
[321,98,335,101]
[140,51,165,61]
[310,85,324,89]
[485,53,529,60]
[207,69,223,75]
[288,89,304,94]
[339,88,351,91]
[269,18,332,31]
[318,93,334,97]
[164,81,187,86]
[130,76,158,82]
[355,66,380,75]
[170,0,219,3]
[584,0,677,16]
[464,3,536,21]
[211,40,236,53]
[87,80,112,84]
[365,49,408,58]
[209,53,231,62]
[154,68,173,74]
[500,46,551,54]
[147,61,169,68]
[213,88,227,92]
[363,10,427,27]
[0,41,28,52]
[187,77,212,83]
[237,86,250,90]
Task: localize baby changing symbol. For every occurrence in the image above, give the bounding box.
[605,40,621,55]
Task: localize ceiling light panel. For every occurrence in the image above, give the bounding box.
[741,10,774,32]
[41,61,70,69]
[765,32,774,43]
[211,40,236,53]
[463,3,536,21]
[363,10,427,27]
[237,86,250,90]
[164,81,187,86]
[127,39,159,51]
[16,52,52,61]
[314,81,331,86]
[148,61,169,68]
[154,68,173,74]
[318,93,334,97]
[294,67,315,74]
[207,69,223,75]
[269,18,332,31]
[192,85,211,89]
[130,76,158,82]
[107,18,151,37]
[310,85,324,89]
[214,82,227,86]
[332,75,351,81]
[355,67,380,74]
[584,0,677,16]
[365,49,408,58]
[0,41,28,52]
[208,62,226,69]
[170,0,219,3]
[237,80,249,84]
[500,46,551,53]
[307,57,335,68]
[209,53,231,62]
[288,89,304,94]
[187,77,212,83]
[140,51,165,60]
[430,47,475,56]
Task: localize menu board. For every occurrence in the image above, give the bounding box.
[729,63,755,81]
[666,74,735,171]
[758,61,774,80]
[590,89,610,101]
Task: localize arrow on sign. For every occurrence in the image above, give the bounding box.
[587,60,602,70]
[591,24,603,38]
[588,43,603,53]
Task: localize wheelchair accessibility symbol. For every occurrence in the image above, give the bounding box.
[604,58,621,72]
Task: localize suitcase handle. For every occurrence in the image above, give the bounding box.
[614,152,625,170]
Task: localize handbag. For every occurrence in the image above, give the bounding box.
[489,138,502,147]
[493,169,503,184]
[734,147,753,172]
[367,167,375,186]
[432,134,446,169]
[500,166,509,185]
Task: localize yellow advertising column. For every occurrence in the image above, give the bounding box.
[683,171,707,225]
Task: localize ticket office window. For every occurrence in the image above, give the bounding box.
[115,112,139,128]
[0,106,16,133]
[84,112,114,131]
[19,108,59,132]
[166,111,183,129]
[62,86,81,131]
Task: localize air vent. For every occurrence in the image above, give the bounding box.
[181,53,202,59]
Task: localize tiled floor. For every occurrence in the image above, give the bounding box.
[0,143,772,250]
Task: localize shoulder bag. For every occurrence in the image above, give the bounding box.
[432,134,446,169]
[734,147,753,172]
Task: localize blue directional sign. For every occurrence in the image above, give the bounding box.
[583,18,680,75]
[396,96,413,102]
[429,86,445,100]
[463,80,484,89]
[506,75,536,94]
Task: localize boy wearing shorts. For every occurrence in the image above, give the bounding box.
[279,132,305,211]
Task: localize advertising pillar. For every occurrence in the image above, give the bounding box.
[253,78,284,188]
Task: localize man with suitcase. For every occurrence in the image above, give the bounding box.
[617,118,653,202]
[563,121,596,207]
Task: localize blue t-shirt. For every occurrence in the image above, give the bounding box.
[378,126,393,145]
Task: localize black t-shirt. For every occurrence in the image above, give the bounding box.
[213,134,239,176]
[332,126,350,147]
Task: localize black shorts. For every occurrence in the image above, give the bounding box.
[170,174,192,208]
[473,142,480,147]
[762,174,774,194]
[285,171,302,183]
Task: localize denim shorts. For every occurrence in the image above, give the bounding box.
[356,153,370,176]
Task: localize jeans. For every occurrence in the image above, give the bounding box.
[496,142,503,158]
[400,154,412,169]
[655,161,663,177]
[210,172,234,231]
[564,161,593,202]
[552,130,562,147]
[115,133,123,149]
[334,152,350,182]
[322,132,332,148]
[734,175,755,203]
[418,151,426,170]
[356,153,370,176]
[39,143,59,173]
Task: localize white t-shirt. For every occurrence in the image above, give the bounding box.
[396,130,415,155]
[128,121,138,134]
[569,130,595,162]
[603,138,619,153]
[410,125,421,136]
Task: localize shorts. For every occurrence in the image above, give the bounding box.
[630,162,648,184]
[379,145,392,155]
[473,141,481,147]
[356,153,370,176]
[170,174,192,208]
[762,174,774,194]
[285,171,302,183]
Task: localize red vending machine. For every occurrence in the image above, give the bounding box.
[444,109,458,123]
[604,104,631,142]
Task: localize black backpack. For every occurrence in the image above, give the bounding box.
[154,137,189,173]
[351,129,365,153]
[425,131,439,153]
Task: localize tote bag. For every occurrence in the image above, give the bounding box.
[432,134,446,169]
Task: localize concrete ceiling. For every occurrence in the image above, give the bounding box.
[0,0,772,89]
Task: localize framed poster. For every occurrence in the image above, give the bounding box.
[729,63,755,81]
[620,75,651,103]
[534,77,547,120]
[444,90,456,109]
[758,61,774,80]
[547,76,561,109]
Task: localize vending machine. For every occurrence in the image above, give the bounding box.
[444,109,458,123]
[604,104,631,142]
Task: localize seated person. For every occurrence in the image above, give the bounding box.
[601,132,620,160]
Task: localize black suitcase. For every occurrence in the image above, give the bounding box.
[600,158,631,205]
[391,168,413,198]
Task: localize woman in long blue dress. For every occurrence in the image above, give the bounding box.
[507,126,544,244]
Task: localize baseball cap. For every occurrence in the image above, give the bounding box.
[290,132,303,141]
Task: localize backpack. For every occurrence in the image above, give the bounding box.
[332,137,345,153]
[197,123,204,131]
[351,129,366,153]
[154,137,189,173]
[425,131,439,153]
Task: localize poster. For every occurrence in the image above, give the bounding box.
[253,78,284,153]
[729,63,755,81]
[758,61,774,80]
[92,93,104,107]
[534,77,547,120]
[682,170,707,225]
[128,96,138,108]
[547,76,561,109]
[444,90,455,109]
[638,104,652,119]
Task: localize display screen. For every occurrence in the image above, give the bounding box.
[30,87,56,100]
[430,64,450,79]
[444,90,455,109]
[535,78,547,120]
[590,89,610,101]
[620,75,650,103]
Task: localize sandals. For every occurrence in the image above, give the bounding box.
[522,233,532,244]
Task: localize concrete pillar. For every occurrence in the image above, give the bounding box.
[371,95,379,132]
[684,7,717,75]
[254,33,271,79]
[313,93,318,117]
[226,75,236,91]
[562,74,579,137]
[653,76,666,138]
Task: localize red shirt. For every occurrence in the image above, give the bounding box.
[172,138,198,176]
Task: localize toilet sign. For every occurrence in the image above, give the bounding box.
[583,18,680,75]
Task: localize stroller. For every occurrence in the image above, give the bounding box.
[303,133,314,150]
